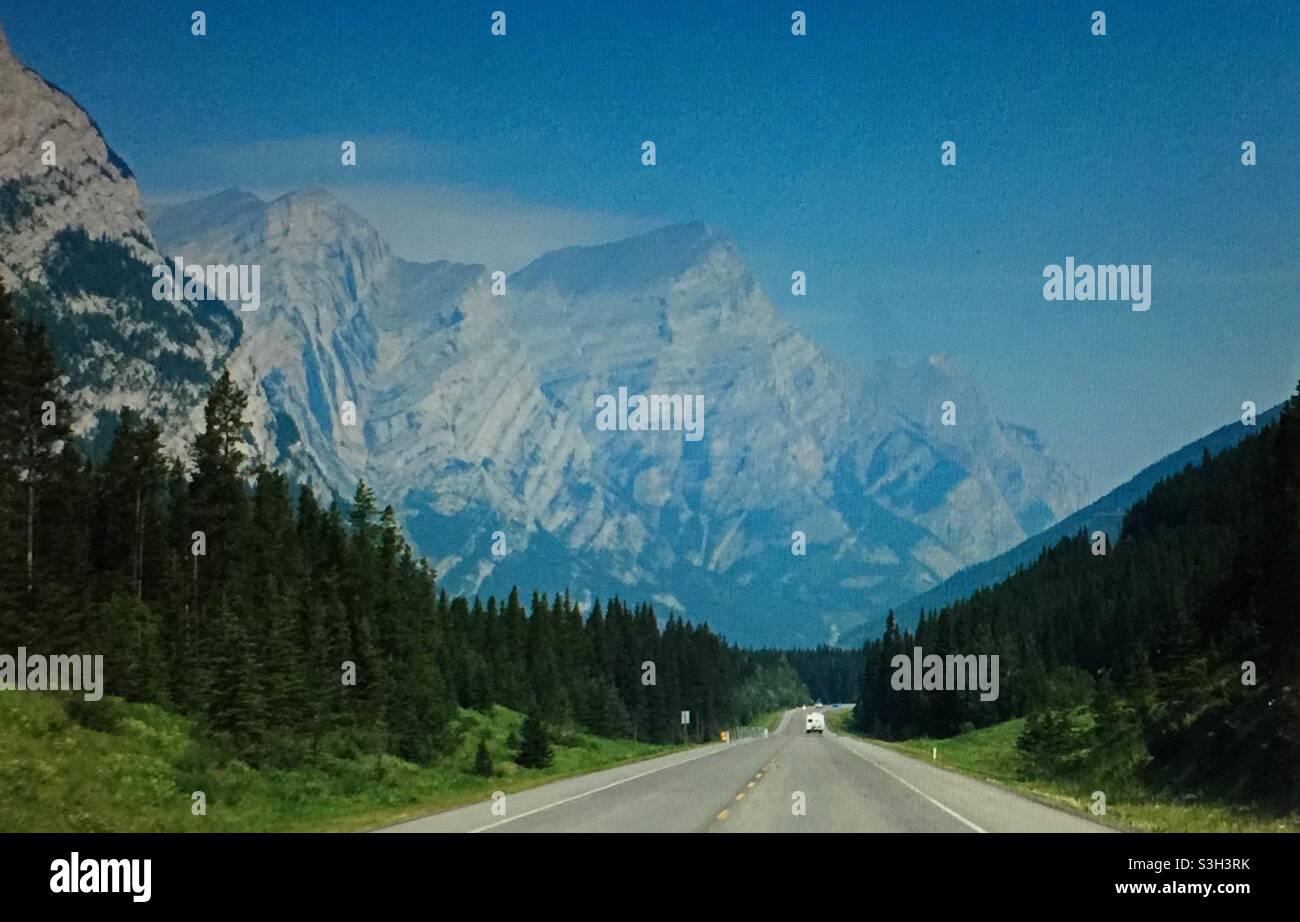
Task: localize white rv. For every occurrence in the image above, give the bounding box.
[805,712,825,734]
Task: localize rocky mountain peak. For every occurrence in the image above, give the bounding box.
[511,221,747,297]
[259,190,389,296]
[149,188,264,244]
[0,25,154,282]
[0,24,239,460]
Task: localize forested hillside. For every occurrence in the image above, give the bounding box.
[0,283,804,769]
[773,646,861,704]
[836,401,1285,649]
[854,387,1300,809]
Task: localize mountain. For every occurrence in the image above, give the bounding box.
[836,402,1286,648]
[0,23,238,459]
[501,223,1088,642]
[153,192,1085,645]
[150,188,383,490]
[0,24,1089,646]
[151,189,638,605]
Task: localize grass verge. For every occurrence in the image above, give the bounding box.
[0,691,687,832]
[827,708,1297,833]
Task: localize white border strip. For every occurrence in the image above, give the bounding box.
[835,736,987,833]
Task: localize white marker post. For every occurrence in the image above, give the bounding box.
[681,709,690,743]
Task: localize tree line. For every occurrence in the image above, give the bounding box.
[0,283,804,767]
[852,385,1300,809]
[764,646,860,704]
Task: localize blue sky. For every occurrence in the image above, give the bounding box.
[3,0,1297,495]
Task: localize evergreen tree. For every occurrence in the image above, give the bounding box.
[1016,709,1076,778]
[96,408,166,600]
[100,593,168,704]
[189,367,251,604]
[0,319,808,772]
[1086,674,1148,792]
[515,713,552,769]
[0,285,21,638]
[6,307,71,594]
[473,738,493,777]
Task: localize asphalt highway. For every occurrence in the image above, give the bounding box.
[376,708,1109,833]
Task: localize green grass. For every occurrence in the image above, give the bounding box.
[828,708,1299,833]
[0,691,686,832]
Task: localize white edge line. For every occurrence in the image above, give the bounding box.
[468,737,761,833]
[834,734,986,833]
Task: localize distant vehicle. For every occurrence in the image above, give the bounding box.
[805,712,825,734]
[814,701,823,708]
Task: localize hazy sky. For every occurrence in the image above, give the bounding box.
[3,0,1297,496]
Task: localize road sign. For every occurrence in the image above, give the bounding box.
[681,710,690,725]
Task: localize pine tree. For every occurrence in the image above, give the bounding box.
[1086,674,1148,792]
[22,442,93,651]
[100,593,168,704]
[527,592,566,724]
[189,367,251,603]
[1016,708,1076,778]
[515,713,552,769]
[495,587,532,713]
[6,308,71,594]
[0,285,21,638]
[473,738,493,776]
[96,408,166,599]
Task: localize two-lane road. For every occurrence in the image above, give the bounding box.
[377,708,1109,833]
